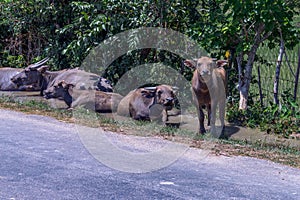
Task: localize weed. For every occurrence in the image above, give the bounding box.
[227,91,300,137]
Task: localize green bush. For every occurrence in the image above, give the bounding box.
[227,91,300,137]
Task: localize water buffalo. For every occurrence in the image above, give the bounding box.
[11,58,113,95]
[0,68,22,91]
[44,80,123,113]
[184,56,227,138]
[0,58,48,91]
[117,85,176,123]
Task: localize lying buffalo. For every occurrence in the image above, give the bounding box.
[0,58,49,91]
[117,85,176,123]
[184,56,227,138]
[0,68,23,91]
[44,68,113,94]
[11,58,113,95]
[44,80,123,113]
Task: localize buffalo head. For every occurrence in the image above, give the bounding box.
[97,77,113,92]
[11,58,49,88]
[184,57,227,82]
[148,85,176,110]
[43,80,74,99]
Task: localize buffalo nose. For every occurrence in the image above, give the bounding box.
[201,70,209,76]
[43,91,50,97]
[166,97,173,102]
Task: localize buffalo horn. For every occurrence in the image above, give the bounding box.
[143,86,157,91]
[172,86,179,90]
[29,57,50,69]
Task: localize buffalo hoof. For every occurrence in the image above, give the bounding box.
[219,127,228,139]
[199,128,206,134]
[210,126,228,139]
[209,126,226,139]
[219,133,228,140]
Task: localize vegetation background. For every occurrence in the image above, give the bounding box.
[0,0,299,136]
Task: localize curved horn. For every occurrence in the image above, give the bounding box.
[29,57,49,69]
[143,86,157,90]
[172,86,179,90]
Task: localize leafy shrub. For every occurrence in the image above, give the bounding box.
[227,91,300,137]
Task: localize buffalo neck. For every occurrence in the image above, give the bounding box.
[63,90,73,108]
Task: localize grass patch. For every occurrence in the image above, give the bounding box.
[211,138,300,168]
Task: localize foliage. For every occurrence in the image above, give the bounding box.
[227,91,300,137]
[188,0,300,109]
[0,0,300,137]
[0,0,52,66]
[189,0,299,52]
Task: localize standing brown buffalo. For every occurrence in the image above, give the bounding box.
[184,56,227,138]
[117,85,176,123]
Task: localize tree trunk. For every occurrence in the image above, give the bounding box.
[236,53,248,109]
[236,52,243,89]
[238,23,269,110]
[294,48,300,102]
[239,43,260,110]
[273,38,284,105]
[257,65,264,107]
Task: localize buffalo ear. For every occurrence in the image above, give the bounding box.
[37,65,50,73]
[57,80,74,89]
[59,80,74,89]
[216,60,228,68]
[183,59,197,69]
[141,89,155,98]
[57,80,65,87]
[66,83,75,89]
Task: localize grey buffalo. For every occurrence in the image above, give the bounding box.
[11,58,113,95]
[0,68,22,91]
[184,56,227,138]
[44,80,123,113]
[117,85,176,123]
[0,58,48,91]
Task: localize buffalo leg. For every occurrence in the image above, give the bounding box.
[198,106,206,134]
[219,98,226,137]
[210,101,217,136]
[162,109,168,124]
[207,104,211,126]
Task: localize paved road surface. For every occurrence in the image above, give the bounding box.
[0,109,300,199]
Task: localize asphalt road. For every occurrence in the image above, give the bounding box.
[0,109,300,200]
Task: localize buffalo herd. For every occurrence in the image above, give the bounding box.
[0,57,227,137]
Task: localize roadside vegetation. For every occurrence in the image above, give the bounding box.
[227,90,300,137]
